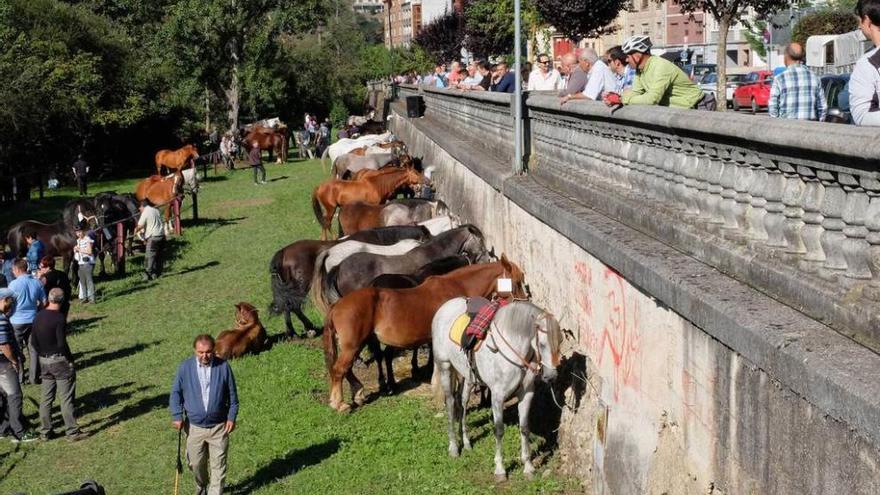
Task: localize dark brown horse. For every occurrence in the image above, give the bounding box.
[155,144,199,175]
[311,167,427,240]
[269,225,431,338]
[322,256,526,412]
[244,125,288,163]
[6,220,77,271]
[134,170,185,230]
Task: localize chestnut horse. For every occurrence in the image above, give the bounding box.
[322,256,526,412]
[311,167,427,240]
[215,302,268,360]
[134,170,185,232]
[155,144,199,175]
[244,125,288,163]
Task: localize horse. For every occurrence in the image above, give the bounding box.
[348,141,406,157]
[93,192,141,275]
[313,225,490,314]
[322,132,394,169]
[134,170,185,234]
[62,198,100,230]
[338,199,449,236]
[311,167,428,241]
[332,153,400,180]
[319,238,422,275]
[432,299,562,481]
[269,226,431,338]
[418,216,458,236]
[369,255,471,290]
[215,302,268,360]
[155,144,199,175]
[6,220,77,272]
[244,125,288,163]
[321,255,526,412]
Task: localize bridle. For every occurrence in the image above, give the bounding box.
[486,312,552,375]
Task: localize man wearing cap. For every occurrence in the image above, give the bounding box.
[604,36,705,109]
[8,259,46,385]
[0,287,38,443]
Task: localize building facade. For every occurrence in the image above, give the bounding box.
[353,0,384,15]
[383,0,454,48]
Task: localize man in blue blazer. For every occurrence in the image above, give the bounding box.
[170,334,239,495]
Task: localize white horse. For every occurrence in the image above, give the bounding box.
[321,238,421,273]
[432,299,562,482]
[417,215,457,236]
[322,132,393,167]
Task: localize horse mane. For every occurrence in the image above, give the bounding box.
[365,167,410,192]
[493,302,545,340]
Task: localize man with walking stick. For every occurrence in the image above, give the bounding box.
[169,334,239,495]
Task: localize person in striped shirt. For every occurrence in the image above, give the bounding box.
[768,43,828,121]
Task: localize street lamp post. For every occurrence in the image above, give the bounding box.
[513,0,523,175]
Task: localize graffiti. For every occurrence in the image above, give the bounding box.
[595,267,642,403]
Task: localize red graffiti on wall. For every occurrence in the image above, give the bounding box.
[595,267,642,402]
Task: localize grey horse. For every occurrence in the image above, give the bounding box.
[332,152,399,179]
[432,298,562,482]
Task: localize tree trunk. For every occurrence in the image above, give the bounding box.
[716,16,730,112]
[226,37,241,134]
[204,86,211,132]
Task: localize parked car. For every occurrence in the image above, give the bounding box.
[683,63,717,82]
[699,73,748,108]
[821,73,852,124]
[732,70,774,113]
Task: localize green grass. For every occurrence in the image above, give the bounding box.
[0,160,573,494]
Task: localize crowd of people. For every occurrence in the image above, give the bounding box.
[395,0,880,126]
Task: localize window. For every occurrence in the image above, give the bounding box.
[684,29,689,36]
[641,0,648,9]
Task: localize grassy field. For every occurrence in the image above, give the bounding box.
[0,159,573,494]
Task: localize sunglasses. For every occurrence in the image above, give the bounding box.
[538,60,550,64]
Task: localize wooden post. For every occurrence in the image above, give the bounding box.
[116,222,125,275]
[173,198,182,236]
[191,192,199,221]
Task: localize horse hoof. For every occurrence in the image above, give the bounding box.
[462,441,472,451]
[305,329,317,338]
[523,470,534,481]
[383,386,395,397]
[333,402,351,413]
[353,393,366,407]
[494,473,507,483]
[448,447,460,458]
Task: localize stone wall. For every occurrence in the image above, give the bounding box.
[391,85,880,494]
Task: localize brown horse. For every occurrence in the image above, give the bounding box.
[244,125,288,163]
[155,144,199,175]
[6,221,77,272]
[322,256,526,412]
[311,167,427,240]
[215,302,268,360]
[134,170,185,231]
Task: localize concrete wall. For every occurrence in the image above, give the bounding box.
[390,89,880,494]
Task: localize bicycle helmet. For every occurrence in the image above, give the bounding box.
[622,35,653,54]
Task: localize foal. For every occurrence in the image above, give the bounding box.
[214,302,268,360]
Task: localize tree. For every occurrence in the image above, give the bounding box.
[791,8,858,45]
[414,10,464,62]
[675,0,794,110]
[532,0,625,41]
[742,19,768,59]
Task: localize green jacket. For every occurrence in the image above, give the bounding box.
[622,56,703,108]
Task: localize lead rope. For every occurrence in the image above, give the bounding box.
[489,321,541,374]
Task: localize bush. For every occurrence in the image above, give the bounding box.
[792,9,858,45]
[329,100,349,128]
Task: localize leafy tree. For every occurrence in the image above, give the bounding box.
[675,0,795,110]
[791,8,858,45]
[532,0,624,41]
[742,19,768,59]
[414,10,464,62]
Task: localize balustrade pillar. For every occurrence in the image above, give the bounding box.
[818,170,847,271]
[841,174,873,279]
[732,153,757,237]
[746,157,771,241]
[719,149,741,229]
[800,167,826,263]
[763,161,788,247]
[704,147,725,224]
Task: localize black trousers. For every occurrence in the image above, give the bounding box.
[77,177,87,196]
[145,236,165,278]
[252,164,266,183]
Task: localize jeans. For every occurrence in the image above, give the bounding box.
[78,263,95,302]
[145,236,165,279]
[77,177,88,196]
[252,164,266,183]
[38,356,79,437]
[12,323,38,384]
[0,361,26,437]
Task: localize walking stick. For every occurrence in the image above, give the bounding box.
[174,425,182,495]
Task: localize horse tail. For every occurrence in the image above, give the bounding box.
[268,250,288,315]
[320,146,329,172]
[311,187,328,232]
[323,265,341,307]
[322,310,338,373]
[309,250,332,316]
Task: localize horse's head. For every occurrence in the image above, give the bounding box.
[460,225,491,263]
[398,154,414,169]
[534,310,562,382]
[499,254,528,300]
[187,144,200,160]
[403,167,429,193]
[235,302,259,327]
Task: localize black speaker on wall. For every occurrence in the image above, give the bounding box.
[406,95,424,118]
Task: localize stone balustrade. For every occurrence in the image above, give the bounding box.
[393,84,880,352]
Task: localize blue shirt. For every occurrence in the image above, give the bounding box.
[197,360,212,411]
[170,356,239,427]
[769,64,827,121]
[26,240,45,272]
[491,72,516,93]
[8,274,46,325]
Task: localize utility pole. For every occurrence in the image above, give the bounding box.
[513,0,523,175]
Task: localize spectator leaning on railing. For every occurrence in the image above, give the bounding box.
[605,46,636,94]
[527,53,563,91]
[851,0,880,126]
[768,42,827,121]
[604,36,712,110]
[560,48,618,104]
[490,62,516,93]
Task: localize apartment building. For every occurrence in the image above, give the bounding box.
[353,0,384,15]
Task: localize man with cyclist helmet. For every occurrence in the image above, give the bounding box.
[603,36,707,109]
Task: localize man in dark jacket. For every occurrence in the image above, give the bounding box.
[490,63,516,93]
[71,155,89,196]
[38,257,71,316]
[248,141,266,185]
[170,335,239,495]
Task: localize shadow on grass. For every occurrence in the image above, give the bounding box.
[86,393,169,433]
[67,316,106,335]
[269,175,289,182]
[77,340,162,371]
[77,382,147,416]
[165,260,220,278]
[229,438,341,494]
[182,216,246,229]
[200,176,229,183]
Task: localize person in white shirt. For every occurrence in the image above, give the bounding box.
[527,53,563,91]
[560,48,618,104]
[851,0,880,126]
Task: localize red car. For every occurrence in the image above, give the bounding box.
[732,70,774,113]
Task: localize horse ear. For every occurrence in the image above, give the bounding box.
[500,253,511,268]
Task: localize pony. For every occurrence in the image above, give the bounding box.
[321,256,526,412]
[311,167,428,241]
[6,220,77,272]
[313,225,489,314]
[215,302,268,360]
[319,238,421,275]
[155,144,199,175]
[93,192,140,275]
[134,170,185,234]
[348,141,406,157]
[243,125,288,163]
[331,152,400,180]
[322,132,394,169]
[269,226,431,338]
[338,199,448,236]
[418,216,458,236]
[432,299,562,481]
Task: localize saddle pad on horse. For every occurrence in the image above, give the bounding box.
[465,298,509,340]
[448,313,473,347]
